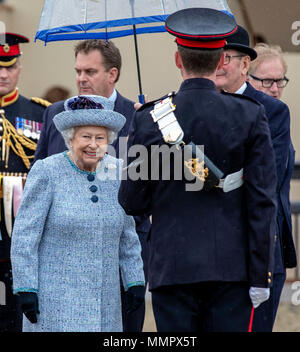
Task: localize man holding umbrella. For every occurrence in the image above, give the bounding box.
[33,39,150,332]
[119,8,277,332]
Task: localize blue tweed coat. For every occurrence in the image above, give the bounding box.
[10,152,145,332]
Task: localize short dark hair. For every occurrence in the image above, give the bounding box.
[74,39,122,82]
[177,46,223,76]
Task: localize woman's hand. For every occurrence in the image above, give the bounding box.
[18,292,40,323]
[124,286,145,314]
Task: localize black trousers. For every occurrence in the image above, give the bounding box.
[151,282,253,332]
[0,261,22,332]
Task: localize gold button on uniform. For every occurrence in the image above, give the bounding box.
[268,278,271,284]
[268,272,272,277]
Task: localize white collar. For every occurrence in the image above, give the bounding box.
[234,82,247,95]
[108,89,117,103]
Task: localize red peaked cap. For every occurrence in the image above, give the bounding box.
[0,32,29,65]
[165,8,237,49]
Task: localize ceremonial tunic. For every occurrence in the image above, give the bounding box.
[11,152,144,332]
[119,78,277,291]
[0,91,46,173]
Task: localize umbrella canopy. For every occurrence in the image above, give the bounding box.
[35,0,234,102]
[35,0,233,43]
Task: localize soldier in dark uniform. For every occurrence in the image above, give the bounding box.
[118,8,277,332]
[0,33,50,331]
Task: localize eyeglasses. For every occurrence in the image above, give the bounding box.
[223,54,246,65]
[249,74,289,88]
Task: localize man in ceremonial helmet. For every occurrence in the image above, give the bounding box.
[0,32,50,331]
[118,8,277,332]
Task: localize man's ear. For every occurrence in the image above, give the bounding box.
[108,67,119,83]
[241,55,251,76]
[175,51,183,69]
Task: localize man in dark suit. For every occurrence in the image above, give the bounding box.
[35,39,135,159]
[216,25,297,331]
[248,42,297,271]
[33,39,150,332]
[118,8,277,332]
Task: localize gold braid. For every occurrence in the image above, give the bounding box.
[0,111,37,169]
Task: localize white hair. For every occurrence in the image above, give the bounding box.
[61,126,117,150]
[61,127,75,150]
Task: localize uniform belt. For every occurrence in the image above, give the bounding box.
[150,95,244,193]
[216,168,244,193]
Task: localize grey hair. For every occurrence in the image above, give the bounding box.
[249,43,287,75]
[61,126,117,150]
[61,127,75,150]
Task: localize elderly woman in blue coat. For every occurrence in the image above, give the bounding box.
[10,95,145,332]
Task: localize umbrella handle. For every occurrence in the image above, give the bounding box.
[138,94,145,104]
[132,24,144,103]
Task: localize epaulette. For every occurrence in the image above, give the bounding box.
[220,90,261,106]
[30,97,52,107]
[136,92,175,112]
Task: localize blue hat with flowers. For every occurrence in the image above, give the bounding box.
[53,95,126,133]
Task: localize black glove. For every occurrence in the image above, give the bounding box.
[124,286,145,314]
[18,292,39,323]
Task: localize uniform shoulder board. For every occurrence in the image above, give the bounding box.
[221,90,261,106]
[137,92,175,112]
[31,97,52,107]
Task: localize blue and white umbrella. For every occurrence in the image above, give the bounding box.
[36,0,234,102]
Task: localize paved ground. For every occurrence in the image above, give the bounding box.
[273,282,300,332]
